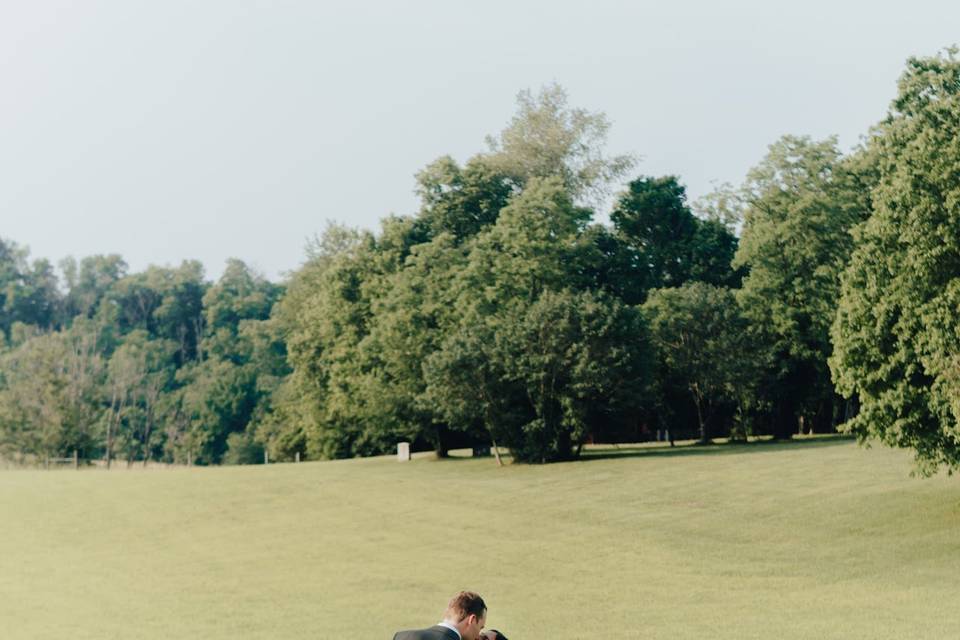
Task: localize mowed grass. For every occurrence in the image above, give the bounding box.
[2,437,960,639]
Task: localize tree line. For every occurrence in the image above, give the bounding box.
[2,50,960,470]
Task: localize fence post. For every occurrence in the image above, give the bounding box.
[264,450,269,465]
[74,450,79,470]
[295,451,300,463]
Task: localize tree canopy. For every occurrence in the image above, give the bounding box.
[5,54,960,472]
[831,50,960,473]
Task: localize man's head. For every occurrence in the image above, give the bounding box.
[443,591,486,640]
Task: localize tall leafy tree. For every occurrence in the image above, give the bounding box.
[201,259,280,363]
[734,135,862,438]
[485,83,635,204]
[643,283,752,444]
[5,259,60,332]
[611,176,698,292]
[610,176,742,299]
[262,224,367,461]
[365,233,475,456]
[61,254,127,320]
[415,155,514,242]
[0,239,61,336]
[831,50,960,473]
[282,226,404,459]
[424,178,652,462]
[497,289,650,462]
[279,85,640,462]
[0,320,104,460]
[174,358,259,464]
[104,331,150,468]
[105,331,176,466]
[152,261,207,364]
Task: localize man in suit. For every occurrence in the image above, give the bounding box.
[393,591,487,640]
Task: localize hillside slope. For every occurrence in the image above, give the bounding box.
[1,438,958,639]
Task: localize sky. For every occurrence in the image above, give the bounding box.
[1,0,958,281]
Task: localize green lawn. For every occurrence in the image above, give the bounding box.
[1,437,959,639]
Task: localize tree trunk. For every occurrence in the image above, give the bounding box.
[433,424,450,458]
[141,416,153,467]
[106,390,116,470]
[692,386,710,444]
[556,424,573,461]
[193,315,205,361]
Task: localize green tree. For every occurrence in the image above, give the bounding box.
[281,226,397,459]
[202,259,280,363]
[611,176,697,291]
[485,83,634,203]
[734,135,862,438]
[61,254,127,320]
[174,358,259,464]
[278,86,647,463]
[0,239,61,336]
[415,155,514,242]
[422,179,651,462]
[5,259,60,332]
[152,261,207,364]
[643,283,751,444]
[831,50,960,473]
[0,321,104,461]
[261,224,367,461]
[610,176,742,297]
[501,289,650,461]
[104,332,150,468]
[422,313,522,464]
[105,331,176,466]
[426,288,650,463]
[690,219,743,289]
[222,431,264,465]
[365,233,474,456]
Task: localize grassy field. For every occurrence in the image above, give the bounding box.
[1,436,959,639]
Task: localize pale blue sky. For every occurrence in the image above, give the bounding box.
[1,0,957,280]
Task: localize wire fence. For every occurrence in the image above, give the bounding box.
[0,451,187,471]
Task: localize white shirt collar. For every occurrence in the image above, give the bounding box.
[437,621,462,640]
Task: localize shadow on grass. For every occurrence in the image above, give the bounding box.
[579,434,856,462]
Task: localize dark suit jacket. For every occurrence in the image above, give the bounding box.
[393,625,460,640]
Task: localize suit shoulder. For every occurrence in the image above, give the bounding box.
[393,627,455,640]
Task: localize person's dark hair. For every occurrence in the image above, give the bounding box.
[445,591,486,622]
[488,630,508,640]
